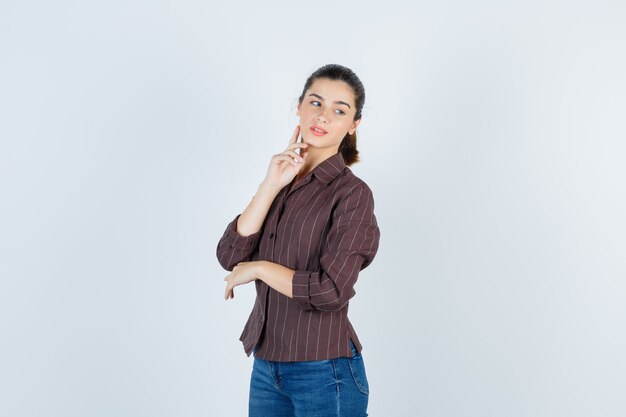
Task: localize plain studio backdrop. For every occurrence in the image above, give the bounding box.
[1,1,625,416]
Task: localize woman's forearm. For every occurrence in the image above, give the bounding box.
[236,181,281,237]
[255,260,294,298]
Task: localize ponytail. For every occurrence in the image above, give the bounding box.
[338,130,359,165]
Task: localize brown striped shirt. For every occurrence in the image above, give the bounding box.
[216,151,380,362]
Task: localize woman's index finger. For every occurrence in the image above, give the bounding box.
[289,125,300,144]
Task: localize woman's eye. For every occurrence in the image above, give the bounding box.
[310,101,344,116]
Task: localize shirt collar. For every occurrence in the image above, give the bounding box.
[312,151,346,184]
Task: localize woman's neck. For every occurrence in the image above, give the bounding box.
[296,147,339,182]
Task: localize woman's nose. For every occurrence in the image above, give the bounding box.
[317,110,329,123]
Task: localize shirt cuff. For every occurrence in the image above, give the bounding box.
[292,270,314,310]
[224,214,262,251]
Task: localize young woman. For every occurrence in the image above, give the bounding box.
[216,64,381,417]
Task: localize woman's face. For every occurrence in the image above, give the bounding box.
[296,78,361,153]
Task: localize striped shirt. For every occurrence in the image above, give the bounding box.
[216,151,381,362]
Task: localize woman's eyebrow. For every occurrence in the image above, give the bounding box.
[308,93,351,109]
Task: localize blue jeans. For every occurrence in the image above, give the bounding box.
[249,340,369,417]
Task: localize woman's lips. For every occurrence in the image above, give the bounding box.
[310,126,327,136]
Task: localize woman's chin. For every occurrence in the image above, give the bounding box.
[301,133,324,144]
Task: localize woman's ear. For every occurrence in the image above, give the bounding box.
[349,118,361,135]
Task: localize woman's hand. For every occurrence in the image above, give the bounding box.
[224,261,260,300]
[262,125,309,189]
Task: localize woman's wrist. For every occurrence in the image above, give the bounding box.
[254,260,294,298]
[259,180,283,195]
[253,260,268,281]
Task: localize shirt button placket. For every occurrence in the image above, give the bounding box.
[269,230,277,262]
[270,199,286,263]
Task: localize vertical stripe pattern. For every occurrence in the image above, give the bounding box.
[216,151,380,361]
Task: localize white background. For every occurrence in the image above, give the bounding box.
[1,1,625,416]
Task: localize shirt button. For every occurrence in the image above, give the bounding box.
[269,233,274,239]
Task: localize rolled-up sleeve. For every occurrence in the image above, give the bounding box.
[292,183,380,312]
[216,213,262,271]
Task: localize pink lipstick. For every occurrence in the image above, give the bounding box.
[310,126,327,136]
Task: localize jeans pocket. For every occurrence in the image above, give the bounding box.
[348,356,369,396]
[349,339,361,358]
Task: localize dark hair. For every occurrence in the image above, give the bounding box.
[297,64,365,166]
